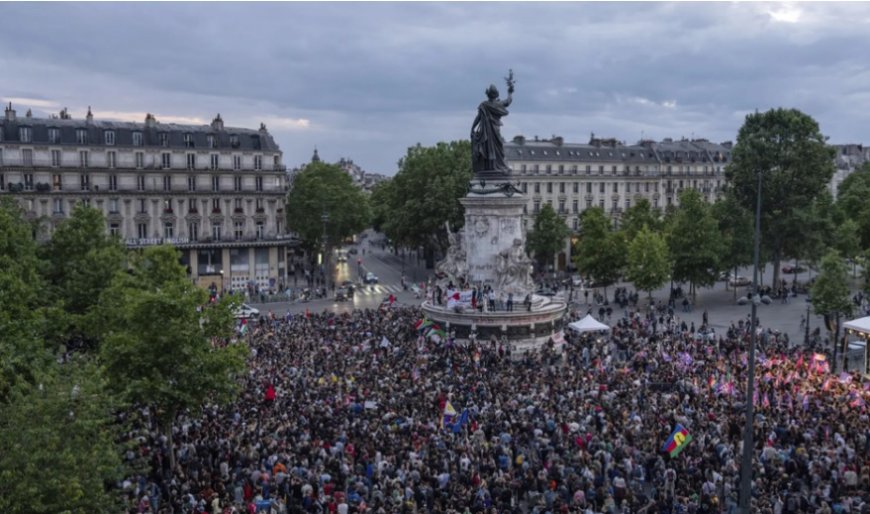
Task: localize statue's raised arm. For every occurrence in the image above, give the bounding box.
[470,69,516,179]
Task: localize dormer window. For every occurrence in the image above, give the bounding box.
[48,128,60,144]
[160,133,169,147]
[132,131,143,146]
[104,130,115,145]
[207,134,216,148]
[229,134,239,148]
[19,127,32,143]
[75,129,87,144]
[184,133,194,148]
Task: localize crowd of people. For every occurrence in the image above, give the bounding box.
[120,301,870,514]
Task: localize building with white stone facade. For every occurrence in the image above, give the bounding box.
[506,134,733,270]
[830,144,870,198]
[0,103,294,291]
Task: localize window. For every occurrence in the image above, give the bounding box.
[188,198,197,213]
[109,198,119,213]
[212,198,221,213]
[109,223,120,237]
[108,174,118,191]
[138,198,147,214]
[163,176,172,191]
[76,129,88,144]
[234,176,242,191]
[255,176,263,192]
[256,222,264,239]
[625,199,631,210]
[586,183,592,194]
[572,200,578,213]
[48,128,60,144]
[107,151,116,169]
[210,154,219,170]
[233,155,241,170]
[520,164,527,172]
[229,135,239,148]
[188,222,199,240]
[212,224,222,241]
[137,223,148,239]
[132,132,143,146]
[599,199,605,209]
[48,149,61,167]
[521,182,527,193]
[523,204,528,215]
[135,152,144,169]
[533,201,540,214]
[254,156,262,170]
[184,154,195,170]
[184,134,194,148]
[533,164,539,173]
[573,182,579,194]
[80,174,90,191]
[137,175,146,192]
[645,183,650,193]
[234,198,243,212]
[612,166,617,175]
[162,153,171,169]
[545,165,551,173]
[52,174,62,191]
[533,183,540,194]
[212,176,220,191]
[104,131,115,145]
[22,149,33,166]
[159,133,169,147]
[207,135,215,148]
[546,183,552,194]
[573,218,579,231]
[188,176,196,191]
[0,149,3,166]
[53,198,64,214]
[19,127,32,142]
[586,198,592,209]
[164,222,174,238]
[234,221,244,239]
[255,198,264,211]
[79,151,89,168]
[585,165,591,174]
[599,183,605,194]
[558,200,566,213]
[613,183,618,193]
[559,182,565,194]
[654,198,659,209]
[598,166,604,174]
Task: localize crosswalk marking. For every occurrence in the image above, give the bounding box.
[352,283,404,296]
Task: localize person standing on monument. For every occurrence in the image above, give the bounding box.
[471,70,515,175]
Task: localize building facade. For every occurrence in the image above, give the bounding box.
[506,134,733,270]
[830,144,870,198]
[0,103,293,291]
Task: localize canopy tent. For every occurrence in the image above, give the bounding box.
[842,316,870,375]
[567,314,610,333]
[844,316,870,334]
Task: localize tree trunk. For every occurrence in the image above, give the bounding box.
[733,265,739,301]
[772,250,782,293]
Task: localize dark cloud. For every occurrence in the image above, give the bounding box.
[1,2,869,173]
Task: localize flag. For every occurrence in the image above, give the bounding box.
[452,409,469,433]
[708,375,718,391]
[661,424,693,458]
[441,401,457,429]
[415,319,434,332]
[239,319,248,335]
[796,353,805,369]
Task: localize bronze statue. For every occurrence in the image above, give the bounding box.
[471,70,515,178]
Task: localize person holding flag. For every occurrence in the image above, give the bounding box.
[661,424,693,458]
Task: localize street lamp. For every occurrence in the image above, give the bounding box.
[321,212,330,293]
[805,298,811,346]
[737,170,762,514]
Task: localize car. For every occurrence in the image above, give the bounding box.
[341,280,355,296]
[782,265,806,274]
[571,275,583,287]
[365,271,379,284]
[234,303,260,319]
[335,287,351,302]
[728,275,751,287]
[535,287,558,297]
[347,248,359,255]
[337,253,348,263]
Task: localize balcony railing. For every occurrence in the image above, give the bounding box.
[0,157,287,173]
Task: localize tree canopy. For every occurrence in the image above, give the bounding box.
[666,189,723,298]
[626,224,671,300]
[286,162,370,253]
[619,198,662,241]
[726,108,835,289]
[573,207,626,291]
[525,203,571,269]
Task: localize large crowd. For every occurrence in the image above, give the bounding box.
[120,301,870,514]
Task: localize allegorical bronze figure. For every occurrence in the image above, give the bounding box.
[471,70,515,178]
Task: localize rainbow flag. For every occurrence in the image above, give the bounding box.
[661,424,693,458]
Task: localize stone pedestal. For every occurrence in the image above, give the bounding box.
[460,190,527,288]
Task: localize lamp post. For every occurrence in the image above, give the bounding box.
[805,299,811,346]
[321,212,330,294]
[737,170,762,514]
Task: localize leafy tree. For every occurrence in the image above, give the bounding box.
[39,204,125,346]
[711,195,754,298]
[0,199,50,402]
[0,359,125,513]
[373,141,472,265]
[626,224,671,301]
[286,162,370,254]
[98,245,247,469]
[835,165,870,249]
[834,218,861,276]
[619,198,662,241]
[573,207,626,294]
[810,249,852,371]
[368,179,394,233]
[526,203,571,270]
[726,108,836,291]
[666,189,723,299]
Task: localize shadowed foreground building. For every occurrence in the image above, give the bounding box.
[0,103,295,291]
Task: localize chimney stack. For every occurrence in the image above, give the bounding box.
[211,113,224,131]
[86,106,93,124]
[4,102,15,121]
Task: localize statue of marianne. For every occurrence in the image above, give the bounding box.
[471,70,515,177]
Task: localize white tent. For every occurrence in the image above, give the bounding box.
[842,316,870,375]
[843,316,870,334]
[567,314,610,333]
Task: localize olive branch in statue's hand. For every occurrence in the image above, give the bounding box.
[505,69,515,95]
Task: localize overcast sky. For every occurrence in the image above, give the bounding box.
[2,2,869,174]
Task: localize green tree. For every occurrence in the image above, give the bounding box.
[834,218,861,277]
[374,141,472,265]
[711,195,754,298]
[619,198,662,241]
[726,108,836,291]
[626,224,671,301]
[286,162,370,254]
[835,166,870,249]
[39,204,125,346]
[666,189,723,299]
[0,199,51,402]
[0,359,125,513]
[98,245,247,470]
[368,179,394,233]
[573,207,626,294]
[526,203,571,270]
[810,249,852,371]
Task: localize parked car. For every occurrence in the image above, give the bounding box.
[782,265,806,274]
[234,303,260,319]
[348,248,359,255]
[365,271,379,284]
[535,287,558,297]
[335,287,350,302]
[341,280,355,296]
[728,275,751,287]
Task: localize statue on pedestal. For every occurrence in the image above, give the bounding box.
[435,222,466,281]
[495,238,535,294]
[471,70,515,178]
